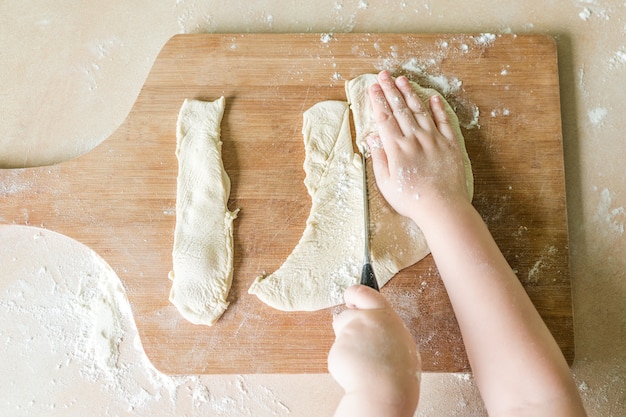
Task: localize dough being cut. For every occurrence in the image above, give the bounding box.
[248,101,362,310]
[169,97,239,326]
[248,75,473,312]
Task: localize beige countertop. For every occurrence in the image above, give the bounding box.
[1,1,624,416]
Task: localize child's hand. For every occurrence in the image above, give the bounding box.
[367,70,469,229]
[328,285,420,416]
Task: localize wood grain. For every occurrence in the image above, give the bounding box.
[0,33,573,373]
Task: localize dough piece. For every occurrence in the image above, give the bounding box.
[249,101,363,310]
[169,97,239,326]
[249,75,473,312]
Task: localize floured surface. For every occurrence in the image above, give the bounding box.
[0,34,572,374]
[0,226,340,416]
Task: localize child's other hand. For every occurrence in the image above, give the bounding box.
[328,285,420,415]
[367,70,469,229]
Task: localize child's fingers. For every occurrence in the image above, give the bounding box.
[332,285,389,335]
[366,134,389,183]
[429,94,456,140]
[377,72,421,136]
[344,284,389,310]
[394,76,436,132]
[368,83,404,145]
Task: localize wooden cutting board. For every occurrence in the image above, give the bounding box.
[0,33,573,374]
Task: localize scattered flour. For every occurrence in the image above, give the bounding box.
[377,57,463,96]
[81,37,122,91]
[588,107,608,125]
[490,108,511,117]
[0,227,294,417]
[1,181,31,196]
[609,49,626,69]
[372,35,499,131]
[576,0,613,20]
[593,188,625,236]
[473,33,497,45]
[465,105,481,129]
[527,245,559,284]
[320,33,333,44]
[579,7,592,20]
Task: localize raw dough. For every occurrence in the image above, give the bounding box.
[249,101,363,310]
[169,97,239,326]
[248,75,473,311]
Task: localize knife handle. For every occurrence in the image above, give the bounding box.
[360,262,380,291]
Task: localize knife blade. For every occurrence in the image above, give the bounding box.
[359,147,379,291]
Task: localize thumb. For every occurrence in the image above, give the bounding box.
[366,134,389,183]
[332,285,389,335]
[344,284,389,310]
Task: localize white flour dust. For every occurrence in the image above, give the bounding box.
[593,188,625,237]
[575,0,613,21]
[378,56,463,96]
[373,34,497,131]
[0,227,293,417]
[588,107,608,125]
[526,245,559,284]
[608,48,626,69]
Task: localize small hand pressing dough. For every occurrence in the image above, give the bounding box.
[249,74,473,311]
[346,73,474,200]
[346,74,474,284]
[169,98,239,326]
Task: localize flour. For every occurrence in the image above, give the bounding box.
[1,181,31,196]
[373,35,494,131]
[454,99,480,130]
[473,33,497,46]
[490,108,511,117]
[320,33,333,43]
[579,7,592,20]
[0,227,297,417]
[609,49,626,69]
[527,245,558,284]
[1,171,32,196]
[588,107,608,125]
[80,37,123,92]
[386,57,463,95]
[576,0,612,20]
[594,188,625,236]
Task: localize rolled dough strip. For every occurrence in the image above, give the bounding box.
[169,97,239,326]
[248,101,362,310]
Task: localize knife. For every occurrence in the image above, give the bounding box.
[359,148,380,291]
